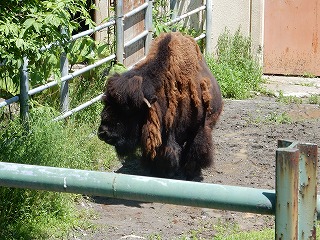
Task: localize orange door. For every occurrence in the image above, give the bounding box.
[264,0,320,76]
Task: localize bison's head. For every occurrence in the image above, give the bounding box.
[98,73,156,157]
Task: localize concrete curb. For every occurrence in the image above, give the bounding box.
[263,75,320,97]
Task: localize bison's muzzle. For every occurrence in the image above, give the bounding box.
[97,125,118,145]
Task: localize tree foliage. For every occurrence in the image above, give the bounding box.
[0,0,94,97]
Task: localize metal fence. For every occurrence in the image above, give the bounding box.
[0,0,211,122]
[0,140,318,239]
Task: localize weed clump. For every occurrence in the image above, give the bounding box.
[0,106,116,239]
[206,28,263,99]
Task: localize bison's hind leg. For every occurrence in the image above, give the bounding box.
[183,125,214,180]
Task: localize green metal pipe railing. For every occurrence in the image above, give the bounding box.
[0,161,276,215]
[0,139,318,239]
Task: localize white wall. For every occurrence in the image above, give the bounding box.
[206,0,264,62]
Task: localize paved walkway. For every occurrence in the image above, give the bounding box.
[263,75,320,97]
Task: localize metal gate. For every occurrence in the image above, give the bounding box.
[0,0,210,121]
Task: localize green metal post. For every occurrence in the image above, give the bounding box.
[298,143,317,239]
[276,140,318,240]
[275,146,300,239]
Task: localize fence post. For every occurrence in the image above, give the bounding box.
[145,0,153,54]
[116,0,124,64]
[297,143,317,239]
[205,0,213,54]
[19,56,29,123]
[60,27,69,114]
[275,145,299,239]
[276,140,317,240]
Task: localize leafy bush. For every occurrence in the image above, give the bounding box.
[0,0,94,97]
[206,28,264,99]
[0,106,117,238]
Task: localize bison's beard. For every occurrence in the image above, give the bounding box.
[114,138,139,159]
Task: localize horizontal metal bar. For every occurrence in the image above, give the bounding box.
[124,2,148,19]
[1,55,115,108]
[40,19,116,51]
[164,5,206,26]
[53,94,103,121]
[124,30,148,48]
[0,96,20,108]
[60,54,116,82]
[28,80,59,96]
[128,56,146,70]
[0,161,276,215]
[194,33,206,41]
[70,20,116,42]
[28,54,116,96]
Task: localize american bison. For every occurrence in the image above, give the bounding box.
[98,32,223,180]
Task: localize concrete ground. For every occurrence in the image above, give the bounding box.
[263,75,320,97]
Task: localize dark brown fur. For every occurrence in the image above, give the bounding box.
[98,32,223,179]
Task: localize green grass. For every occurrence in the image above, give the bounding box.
[276,90,303,104]
[308,94,320,105]
[0,105,117,239]
[148,221,320,240]
[206,28,264,99]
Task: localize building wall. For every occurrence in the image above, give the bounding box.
[207,0,264,62]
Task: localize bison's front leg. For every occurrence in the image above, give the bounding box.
[150,134,181,178]
[183,125,214,180]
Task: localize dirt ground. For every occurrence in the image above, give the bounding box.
[71,96,320,240]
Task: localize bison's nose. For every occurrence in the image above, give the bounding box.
[98,125,108,140]
[97,125,117,145]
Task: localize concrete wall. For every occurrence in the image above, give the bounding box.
[171,0,264,63]
[207,0,265,62]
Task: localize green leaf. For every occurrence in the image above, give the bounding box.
[15,39,24,49]
[44,14,61,27]
[0,77,18,97]
[33,21,41,33]
[23,18,36,30]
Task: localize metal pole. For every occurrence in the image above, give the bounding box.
[145,0,153,54]
[19,56,29,123]
[116,0,124,64]
[60,27,69,114]
[276,140,318,239]
[275,146,299,239]
[0,161,275,215]
[297,143,317,239]
[205,0,213,55]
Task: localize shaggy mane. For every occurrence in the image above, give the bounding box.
[136,32,213,160]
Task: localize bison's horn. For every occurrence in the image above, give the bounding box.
[143,98,152,108]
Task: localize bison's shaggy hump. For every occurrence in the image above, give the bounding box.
[137,32,213,159]
[98,32,223,180]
